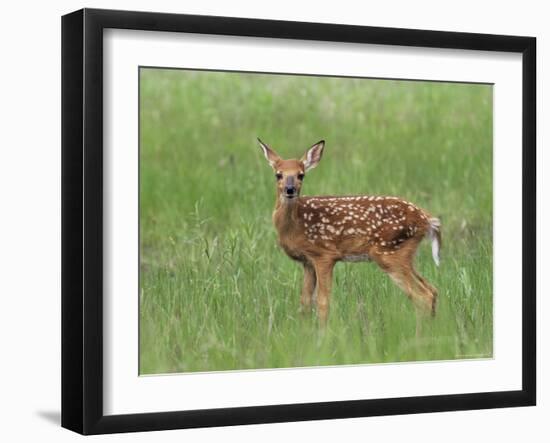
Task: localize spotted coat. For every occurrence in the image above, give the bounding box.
[280,195,432,262]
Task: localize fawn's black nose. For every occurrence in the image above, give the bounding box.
[285,186,296,196]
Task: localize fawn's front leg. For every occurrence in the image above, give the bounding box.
[300,262,317,314]
[312,260,335,326]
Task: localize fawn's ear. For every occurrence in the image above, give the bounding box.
[257,138,281,169]
[301,140,325,172]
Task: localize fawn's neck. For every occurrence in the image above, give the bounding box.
[273,196,300,236]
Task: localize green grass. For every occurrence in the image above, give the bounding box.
[139,68,493,374]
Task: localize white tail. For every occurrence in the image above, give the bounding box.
[428,217,441,266]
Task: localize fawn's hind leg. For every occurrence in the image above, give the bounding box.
[372,243,436,335]
[413,270,438,316]
[384,264,435,314]
[386,266,435,337]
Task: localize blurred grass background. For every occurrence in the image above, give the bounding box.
[139,68,493,374]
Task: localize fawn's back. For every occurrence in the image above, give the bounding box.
[275,194,438,266]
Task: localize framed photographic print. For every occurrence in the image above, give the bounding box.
[61,8,536,435]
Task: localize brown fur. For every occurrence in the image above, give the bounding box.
[259,140,440,328]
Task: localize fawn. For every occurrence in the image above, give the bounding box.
[258,139,441,330]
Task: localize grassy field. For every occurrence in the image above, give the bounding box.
[139,68,493,374]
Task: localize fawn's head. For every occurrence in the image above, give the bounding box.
[258,139,325,203]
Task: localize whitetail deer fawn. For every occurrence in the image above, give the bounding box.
[258,139,441,330]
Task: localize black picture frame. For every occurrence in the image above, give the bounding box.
[61,8,536,435]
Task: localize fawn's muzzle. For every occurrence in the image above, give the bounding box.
[284,176,297,197]
[285,186,296,196]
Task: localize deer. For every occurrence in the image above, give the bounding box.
[258,139,441,332]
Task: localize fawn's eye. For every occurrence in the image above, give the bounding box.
[275,172,283,180]
[297,173,305,181]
